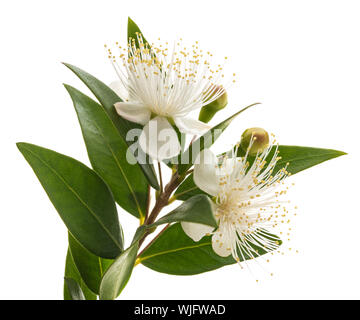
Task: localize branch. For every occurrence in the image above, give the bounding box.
[158,161,163,193]
[139,172,182,246]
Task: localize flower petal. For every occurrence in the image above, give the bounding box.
[139,116,181,161]
[216,157,238,177]
[174,117,211,135]
[211,229,232,257]
[109,81,127,100]
[193,149,220,196]
[181,221,214,242]
[114,102,151,125]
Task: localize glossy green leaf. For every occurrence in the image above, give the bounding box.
[152,195,217,228]
[64,277,86,300]
[177,103,259,175]
[99,243,139,300]
[128,17,150,48]
[17,142,123,259]
[65,85,148,219]
[174,174,204,201]
[132,225,148,244]
[64,249,97,300]
[175,145,346,201]
[68,233,113,295]
[139,224,281,275]
[261,145,346,175]
[63,63,159,190]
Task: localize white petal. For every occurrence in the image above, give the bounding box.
[181,222,214,242]
[109,81,127,100]
[139,116,181,161]
[114,102,151,125]
[193,149,220,196]
[174,117,211,135]
[216,157,237,177]
[211,229,232,257]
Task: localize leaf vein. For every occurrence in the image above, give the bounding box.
[139,242,211,263]
[91,120,144,218]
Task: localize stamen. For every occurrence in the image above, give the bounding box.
[107,34,231,117]
[213,140,296,272]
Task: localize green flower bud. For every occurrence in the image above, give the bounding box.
[240,127,269,155]
[198,86,228,123]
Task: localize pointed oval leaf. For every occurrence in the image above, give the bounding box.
[174,174,205,201]
[65,85,148,219]
[175,145,346,201]
[177,103,259,175]
[64,249,97,300]
[17,142,123,259]
[64,277,86,300]
[138,223,281,275]
[128,17,150,48]
[152,195,217,228]
[265,145,346,175]
[99,243,139,300]
[68,233,113,295]
[63,63,159,190]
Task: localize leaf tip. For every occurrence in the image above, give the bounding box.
[63,84,78,98]
[63,83,71,90]
[328,149,348,158]
[128,17,137,26]
[16,142,27,152]
[62,62,73,69]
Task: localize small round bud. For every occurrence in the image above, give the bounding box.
[240,127,269,155]
[198,86,228,123]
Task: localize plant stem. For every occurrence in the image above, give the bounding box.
[144,184,151,223]
[139,171,182,246]
[136,224,170,259]
[158,161,163,193]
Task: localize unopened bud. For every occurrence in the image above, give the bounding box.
[240,127,269,155]
[199,86,228,123]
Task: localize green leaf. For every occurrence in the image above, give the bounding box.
[62,63,134,136]
[138,224,281,275]
[130,195,217,243]
[65,85,148,219]
[174,145,346,201]
[68,233,113,295]
[131,225,148,244]
[152,195,217,228]
[177,103,259,175]
[174,174,205,201]
[64,249,97,300]
[17,142,123,259]
[264,145,346,176]
[64,277,86,300]
[128,17,150,48]
[63,63,159,190]
[99,243,139,300]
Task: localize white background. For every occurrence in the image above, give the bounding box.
[1,0,359,299]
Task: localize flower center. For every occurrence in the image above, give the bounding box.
[215,195,254,234]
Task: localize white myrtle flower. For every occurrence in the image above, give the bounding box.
[181,142,293,264]
[106,34,233,160]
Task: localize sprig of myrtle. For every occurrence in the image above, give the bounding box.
[17,17,346,300]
